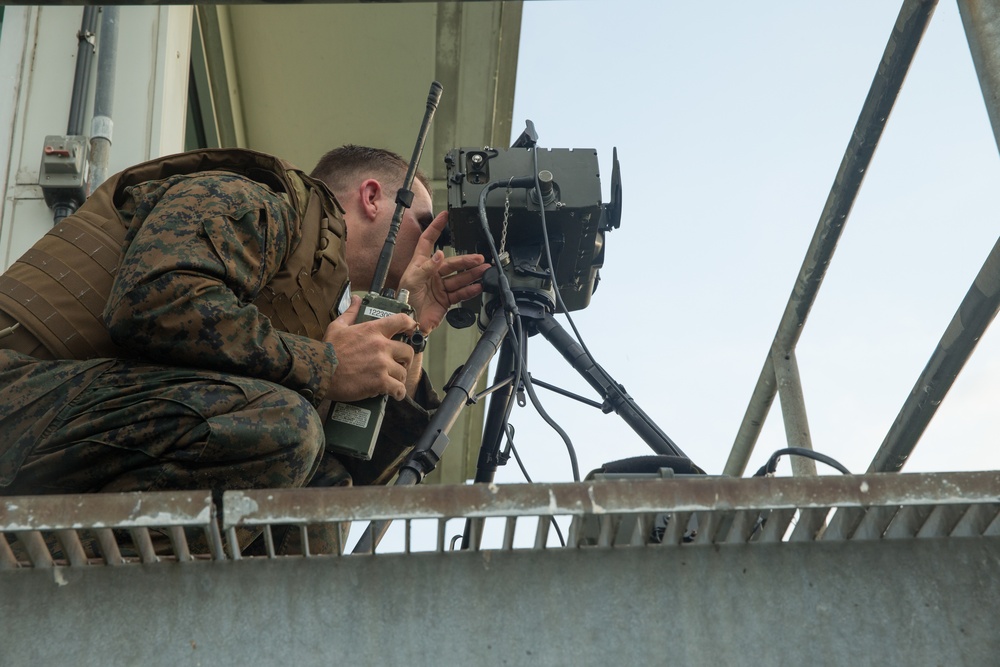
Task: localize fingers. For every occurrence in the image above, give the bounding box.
[384,351,410,400]
[325,321,415,402]
[413,211,449,258]
[366,315,416,400]
[420,211,449,245]
[443,281,484,305]
[441,260,489,289]
[437,256,489,305]
[355,337,412,401]
[374,338,414,400]
[435,251,486,275]
[332,295,361,326]
[372,312,418,338]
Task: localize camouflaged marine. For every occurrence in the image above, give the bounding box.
[0,149,438,549]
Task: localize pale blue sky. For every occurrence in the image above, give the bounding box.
[494,1,1000,482]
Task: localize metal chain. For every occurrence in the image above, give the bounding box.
[499,179,513,263]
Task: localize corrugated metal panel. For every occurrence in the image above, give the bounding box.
[4,471,997,567]
[3,473,998,666]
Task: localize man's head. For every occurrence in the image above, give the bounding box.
[311,145,434,292]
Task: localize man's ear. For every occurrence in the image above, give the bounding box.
[359,179,383,221]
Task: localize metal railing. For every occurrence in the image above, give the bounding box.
[3,470,998,568]
[0,491,224,568]
[725,0,1000,477]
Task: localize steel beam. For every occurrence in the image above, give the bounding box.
[772,349,818,475]
[725,0,939,476]
[868,235,1000,473]
[861,0,1000,473]
[958,0,1000,155]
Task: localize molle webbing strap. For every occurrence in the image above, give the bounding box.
[288,287,322,340]
[52,214,124,275]
[0,212,127,359]
[272,295,303,336]
[254,288,306,337]
[0,274,99,359]
[251,169,348,342]
[310,184,349,322]
[17,249,108,324]
[300,191,339,327]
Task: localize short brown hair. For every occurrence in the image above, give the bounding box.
[310,144,431,198]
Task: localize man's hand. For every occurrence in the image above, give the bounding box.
[322,296,417,402]
[400,212,490,333]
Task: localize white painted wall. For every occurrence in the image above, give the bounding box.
[0,5,193,271]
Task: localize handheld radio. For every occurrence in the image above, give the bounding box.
[324,81,442,460]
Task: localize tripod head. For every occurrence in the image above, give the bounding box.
[471,246,557,331]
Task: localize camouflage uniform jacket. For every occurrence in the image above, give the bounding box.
[0,149,437,487]
[107,169,344,401]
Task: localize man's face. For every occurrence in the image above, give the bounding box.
[346,177,434,293]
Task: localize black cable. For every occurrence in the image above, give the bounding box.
[753,447,852,478]
[745,448,850,542]
[510,314,526,405]
[549,518,567,548]
[528,148,673,452]
[490,341,521,466]
[530,146,605,368]
[506,430,566,547]
[506,426,532,483]
[500,309,581,482]
[474,182,525,378]
[520,367,581,482]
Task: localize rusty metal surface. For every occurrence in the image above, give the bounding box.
[3,471,999,569]
[223,471,1000,525]
[1,491,214,531]
[1,492,221,569]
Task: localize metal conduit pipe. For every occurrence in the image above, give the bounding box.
[88,6,120,192]
[50,6,100,224]
[723,0,939,477]
[67,6,99,136]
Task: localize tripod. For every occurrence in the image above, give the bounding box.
[351,259,698,554]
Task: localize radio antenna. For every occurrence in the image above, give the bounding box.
[369,81,443,293]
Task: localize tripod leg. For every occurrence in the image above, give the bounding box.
[352,314,510,554]
[473,337,520,484]
[459,334,523,550]
[533,312,691,461]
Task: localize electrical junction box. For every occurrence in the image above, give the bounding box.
[39,135,89,209]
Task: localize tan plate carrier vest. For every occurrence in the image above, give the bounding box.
[0,148,349,360]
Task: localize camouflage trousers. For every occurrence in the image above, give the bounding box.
[0,351,351,554]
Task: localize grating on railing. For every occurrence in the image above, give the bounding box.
[2,471,998,568]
